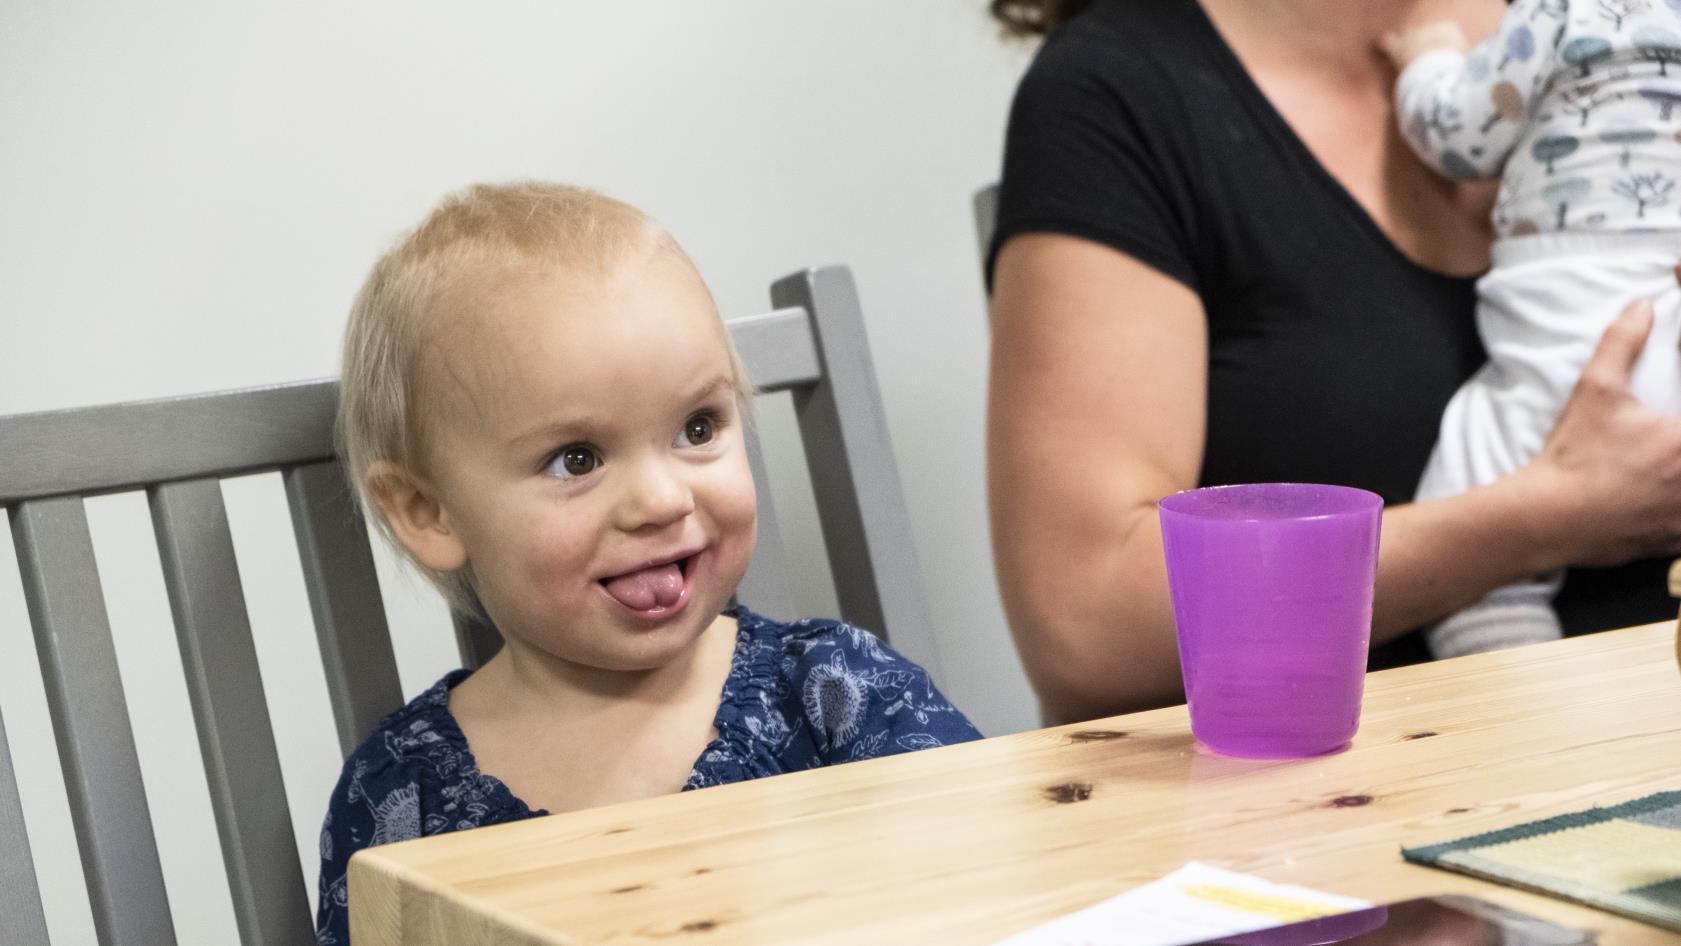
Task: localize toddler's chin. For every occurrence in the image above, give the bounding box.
[600,615,727,672]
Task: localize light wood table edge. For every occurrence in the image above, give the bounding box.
[349,622,1681,945]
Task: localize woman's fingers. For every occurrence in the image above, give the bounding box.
[1553,299,1649,435]
[1527,295,1681,566]
[1580,298,1654,391]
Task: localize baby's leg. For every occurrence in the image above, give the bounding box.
[1415,374,1562,658]
[1426,577,1562,659]
[1418,233,1681,658]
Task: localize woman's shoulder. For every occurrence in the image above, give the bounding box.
[1006,0,1230,189]
[1026,0,1208,83]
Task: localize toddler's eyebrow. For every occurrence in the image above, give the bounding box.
[680,375,736,403]
[507,375,736,448]
[509,415,604,449]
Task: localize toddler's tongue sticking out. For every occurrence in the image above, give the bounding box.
[602,562,684,611]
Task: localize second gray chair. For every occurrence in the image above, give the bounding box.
[0,263,937,946]
[973,183,1000,265]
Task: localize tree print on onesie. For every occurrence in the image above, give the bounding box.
[1396,0,1681,234]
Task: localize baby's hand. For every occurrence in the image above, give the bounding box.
[1378,20,1470,68]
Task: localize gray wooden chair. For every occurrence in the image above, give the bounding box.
[0,264,937,946]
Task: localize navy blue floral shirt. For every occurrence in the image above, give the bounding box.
[314,606,979,944]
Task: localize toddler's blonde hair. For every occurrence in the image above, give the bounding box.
[337,181,751,618]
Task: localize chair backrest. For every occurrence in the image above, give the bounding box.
[0,264,936,946]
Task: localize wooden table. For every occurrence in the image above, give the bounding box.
[352,621,1681,945]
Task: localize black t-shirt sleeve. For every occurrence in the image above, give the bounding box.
[988,26,1202,293]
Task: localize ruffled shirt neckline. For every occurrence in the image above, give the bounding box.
[419,605,783,817]
[686,605,797,788]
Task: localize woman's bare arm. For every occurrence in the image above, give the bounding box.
[989,234,1206,722]
[989,234,1681,723]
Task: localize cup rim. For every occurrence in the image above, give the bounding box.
[1158,482,1382,522]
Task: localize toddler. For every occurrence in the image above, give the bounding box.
[314,182,979,944]
[1381,0,1681,658]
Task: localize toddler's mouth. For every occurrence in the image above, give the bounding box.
[600,553,696,614]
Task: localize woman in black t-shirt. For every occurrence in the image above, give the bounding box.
[985,0,1681,724]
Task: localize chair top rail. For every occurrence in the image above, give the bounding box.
[0,303,817,507]
[0,379,339,505]
[728,307,821,394]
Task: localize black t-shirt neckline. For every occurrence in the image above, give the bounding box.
[1176,0,1485,286]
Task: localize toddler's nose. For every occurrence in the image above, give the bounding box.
[616,457,695,531]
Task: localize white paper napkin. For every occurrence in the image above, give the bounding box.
[991,862,1372,946]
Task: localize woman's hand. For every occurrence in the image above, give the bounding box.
[1364,292,1681,637]
[1516,297,1681,568]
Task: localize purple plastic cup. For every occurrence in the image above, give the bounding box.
[1159,483,1382,759]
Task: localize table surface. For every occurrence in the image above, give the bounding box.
[351,621,1681,945]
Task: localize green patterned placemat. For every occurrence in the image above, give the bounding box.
[1402,791,1681,933]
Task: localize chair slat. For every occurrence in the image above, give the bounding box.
[771,267,945,680]
[0,380,338,505]
[0,707,50,946]
[733,422,799,622]
[150,479,312,946]
[454,613,503,671]
[283,461,403,756]
[9,498,177,946]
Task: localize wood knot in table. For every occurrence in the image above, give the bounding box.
[611,884,645,894]
[1066,730,1128,743]
[1402,731,1438,741]
[1327,794,1374,808]
[1044,782,1094,804]
[679,920,720,934]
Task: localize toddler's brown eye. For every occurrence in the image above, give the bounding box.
[551,445,599,478]
[684,416,715,446]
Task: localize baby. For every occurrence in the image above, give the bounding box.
[1381,0,1681,658]
[314,182,979,944]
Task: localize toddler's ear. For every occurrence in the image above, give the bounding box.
[367,461,468,572]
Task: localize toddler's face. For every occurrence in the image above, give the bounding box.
[418,251,757,671]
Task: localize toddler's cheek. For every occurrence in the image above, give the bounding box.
[715,476,759,554]
[520,525,594,593]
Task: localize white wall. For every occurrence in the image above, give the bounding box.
[0,3,1034,942]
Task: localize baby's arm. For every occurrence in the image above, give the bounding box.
[1380,0,1565,180]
